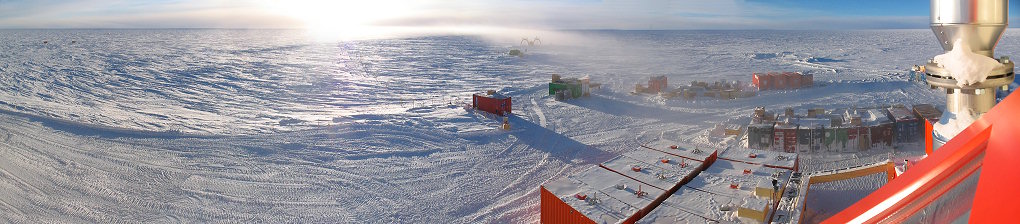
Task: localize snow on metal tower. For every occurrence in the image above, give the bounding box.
[924,0,1014,149]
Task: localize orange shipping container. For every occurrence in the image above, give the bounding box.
[473,93,512,116]
[780,127,798,153]
[540,186,596,224]
[784,72,801,89]
[800,73,814,87]
[752,73,771,90]
[769,72,785,89]
[648,76,668,93]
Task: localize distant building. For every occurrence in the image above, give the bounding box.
[549,74,595,100]
[635,75,669,94]
[747,105,926,153]
[472,91,511,116]
[912,104,943,153]
[648,75,668,93]
[752,72,813,91]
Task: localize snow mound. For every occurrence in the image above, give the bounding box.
[746,52,792,60]
[932,39,1003,86]
[804,57,842,63]
[933,108,977,140]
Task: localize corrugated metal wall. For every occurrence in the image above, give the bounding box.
[540,186,596,224]
[473,94,511,116]
[797,128,812,153]
[747,124,774,150]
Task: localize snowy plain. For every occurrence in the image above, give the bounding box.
[0,29,1017,223]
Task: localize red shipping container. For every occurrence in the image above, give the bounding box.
[773,129,784,152]
[774,124,797,153]
[912,104,942,123]
[752,73,765,90]
[924,118,935,155]
[540,186,596,224]
[648,76,668,93]
[753,72,774,91]
[784,72,801,89]
[847,127,858,151]
[801,73,813,87]
[769,72,785,89]
[473,93,512,116]
[870,123,893,147]
[783,128,798,153]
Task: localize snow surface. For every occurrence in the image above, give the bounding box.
[718,147,798,169]
[642,159,791,223]
[933,108,977,141]
[0,29,1007,222]
[802,172,888,223]
[543,170,638,223]
[601,154,697,191]
[932,39,1003,86]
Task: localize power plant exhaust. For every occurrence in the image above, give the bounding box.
[925,0,1014,149]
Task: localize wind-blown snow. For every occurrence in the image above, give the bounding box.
[0,29,1014,222]
[803,172,888,223]
[932,39,1003,86]
[933,108,978,140]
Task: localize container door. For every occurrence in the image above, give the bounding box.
[774,131,784,152]
[798,129,811,153]
[785,129,797,153]
[847,128,858,152]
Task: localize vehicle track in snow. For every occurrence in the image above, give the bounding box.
[0,30,972,223]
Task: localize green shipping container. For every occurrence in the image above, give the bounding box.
[824,128,836,150]
[835,127,849,150]
[549,82,582,98]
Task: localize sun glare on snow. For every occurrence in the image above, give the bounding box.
[262,0,414,40]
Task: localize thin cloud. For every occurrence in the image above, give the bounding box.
[0,0,977,30]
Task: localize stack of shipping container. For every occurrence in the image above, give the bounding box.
[746,105,924,153]
[867,109,895,148]
[773,122,798,153]
[549,74,592,100]
[648,76,668,93]
[887,105,921,144]
[751,72,813,91]
[912,104,943,153]
[748,124,775,151]
[752,73,772,91]
[747,107,775,151]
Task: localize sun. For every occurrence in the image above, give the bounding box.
[261,0,414,40]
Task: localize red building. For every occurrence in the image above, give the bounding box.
[870,123,894,147]
[774,123,798,152]
[752,72,813,91]
[473,92,512,116]
[752,73,772,91]
[800,73,814,87]
[647,76,668,93]
[912,104,942,154]
[783,72,801,89]
[770,72,785,89]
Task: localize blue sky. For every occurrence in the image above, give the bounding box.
[0,0,1017,30]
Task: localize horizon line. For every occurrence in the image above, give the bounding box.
[0,27,956,31]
